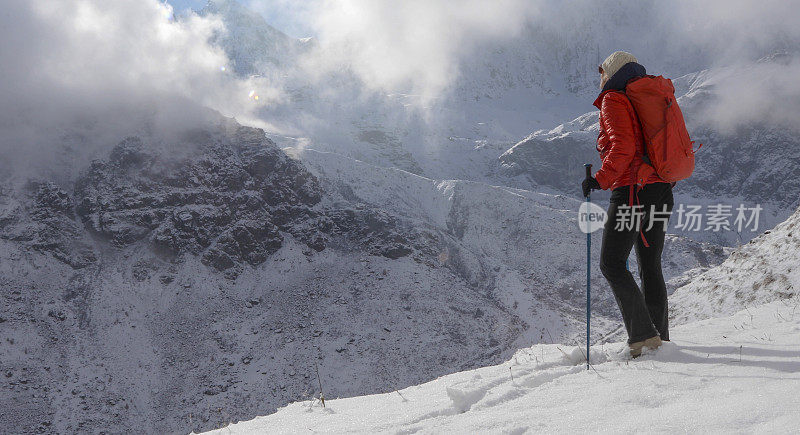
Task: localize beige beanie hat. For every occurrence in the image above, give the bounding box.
[601,51,638,79]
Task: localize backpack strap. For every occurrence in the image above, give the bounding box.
[621,88,658,186]
[630,185,650,248]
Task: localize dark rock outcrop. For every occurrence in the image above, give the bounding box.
[0,180,96,269]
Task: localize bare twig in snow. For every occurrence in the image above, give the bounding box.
[315,362,325,408]
[775,307,788,322]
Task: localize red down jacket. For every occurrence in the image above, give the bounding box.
[592,89,663,190]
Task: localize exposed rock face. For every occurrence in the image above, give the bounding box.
[69,121,425,279]
[687,125,800,210]
[498,112,601,194]
[73,125,322,277]
[0,181,96,269]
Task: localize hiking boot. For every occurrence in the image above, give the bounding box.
[629,341,645,358]
[629,335,662,358]
[643,336,663,350]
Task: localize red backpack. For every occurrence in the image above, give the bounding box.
[625,75,701,183]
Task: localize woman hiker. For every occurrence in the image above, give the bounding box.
[581,51,674,358]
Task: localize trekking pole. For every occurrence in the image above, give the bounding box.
[584,163,592,370]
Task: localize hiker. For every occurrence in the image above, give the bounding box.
[581,51,674,357]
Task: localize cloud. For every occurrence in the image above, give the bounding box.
[0,0,278,180]
[659,0,800,133]
[696,55,800,134]
[245,1,800,116]
[665,0,800,64]
[2,0,799,183]
[295,0,541,98]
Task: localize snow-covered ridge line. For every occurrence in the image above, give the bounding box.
[286,146,579,226]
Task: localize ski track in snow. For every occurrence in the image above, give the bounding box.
[203,300,800,434]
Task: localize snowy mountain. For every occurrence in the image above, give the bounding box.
[193,1,799,249]
[0,107,727,432]
[0,114,506,433]
[197,0,310,76]
[285,145,728,334]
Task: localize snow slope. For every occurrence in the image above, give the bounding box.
[671,204,800,324]
[204,299,800,434]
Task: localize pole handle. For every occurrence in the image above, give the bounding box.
[584,163,592,181]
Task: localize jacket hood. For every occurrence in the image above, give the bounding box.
[593,62,646,108]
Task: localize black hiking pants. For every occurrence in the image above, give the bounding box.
[600,182,673,344]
